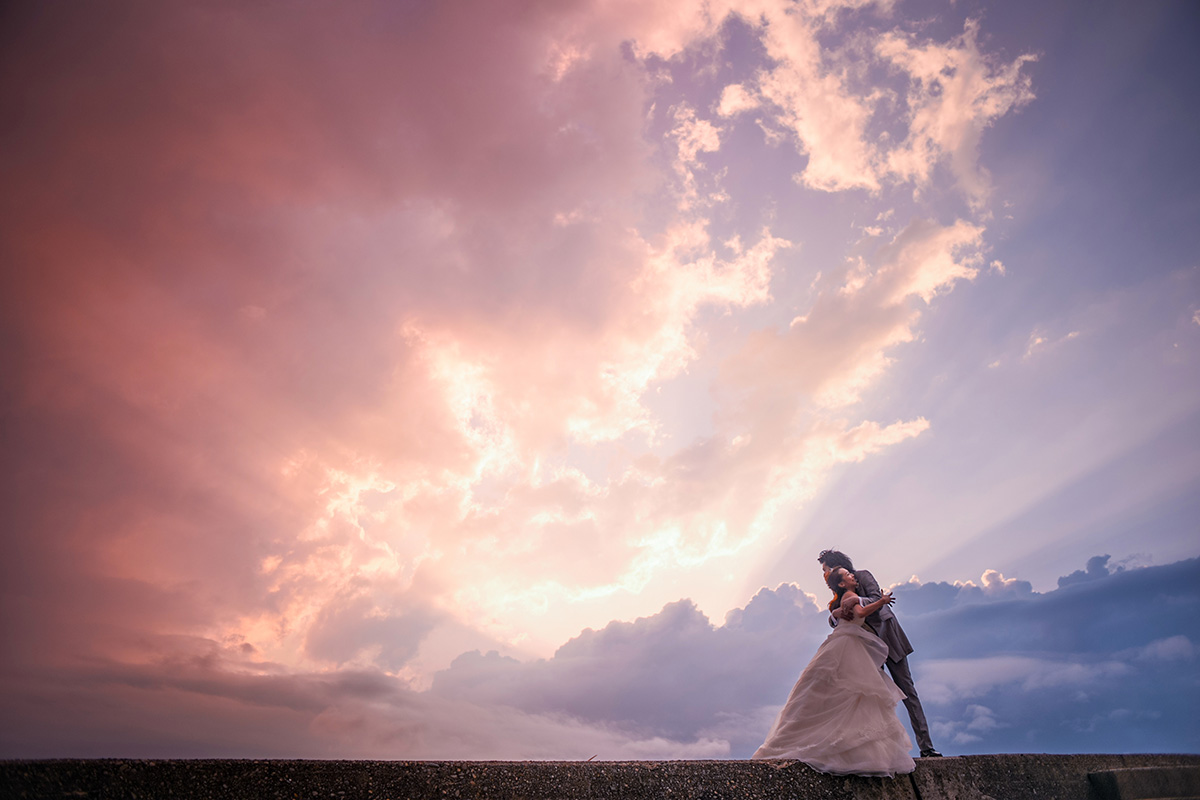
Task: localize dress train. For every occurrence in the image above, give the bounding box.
[752,616,915,777]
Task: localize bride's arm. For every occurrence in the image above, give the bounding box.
[854,591,895,618]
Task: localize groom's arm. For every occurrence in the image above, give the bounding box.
[855,570,884,604]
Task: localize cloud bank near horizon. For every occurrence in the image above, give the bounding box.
[2,555,1195,759]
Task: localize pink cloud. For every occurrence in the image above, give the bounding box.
[721,218,983,423]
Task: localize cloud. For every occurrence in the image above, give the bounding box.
[901,559,1200,753]
[302,585,439,671]
[0,650,730,760]
[720,217,983,427]
[700,6,1037,200]
[717,83,759,117]
[888,569,1034,616]
[423,556,1200,756]
[1057,554,1122,588]
[1132,636,1195,664]
[876,19,1037,207]
[933,704,1004,745]
[0,583,830,759]
[3,552,1198,757]
[918,655,1134,705]
[0,0,1115,762]
[1024,328,1082,359]
[0,0,771,664]
[322,551,1195,758]
[431,586,829,749]
[0,0,1041,679]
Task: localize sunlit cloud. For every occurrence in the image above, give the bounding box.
[878,19,1036,207]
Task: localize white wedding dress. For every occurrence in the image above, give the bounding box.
[751,597,916,777]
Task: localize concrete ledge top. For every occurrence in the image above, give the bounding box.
[3,753,1199,800]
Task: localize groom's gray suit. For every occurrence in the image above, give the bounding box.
[843,569,933,753]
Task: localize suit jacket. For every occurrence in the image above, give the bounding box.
[853,569,914,664]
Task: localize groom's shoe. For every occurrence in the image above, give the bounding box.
[920,748,944,758]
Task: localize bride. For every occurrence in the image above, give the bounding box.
[751,567,916,777]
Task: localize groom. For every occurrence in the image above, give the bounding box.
[818,549,943,758]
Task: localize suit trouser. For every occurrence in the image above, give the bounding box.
[885,655,933,752]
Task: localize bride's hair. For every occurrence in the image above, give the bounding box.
[826,567,852,611]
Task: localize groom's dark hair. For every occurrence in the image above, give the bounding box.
[817,549,854,572]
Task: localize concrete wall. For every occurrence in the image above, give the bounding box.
[3,753,1198,800]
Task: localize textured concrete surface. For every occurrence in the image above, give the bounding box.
[911,754,1200,800]
[1088,764,1200,800]
[2,754,1198,800]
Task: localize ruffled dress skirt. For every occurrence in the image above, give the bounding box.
[751,621,915,777]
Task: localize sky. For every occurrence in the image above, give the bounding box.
[1,0,1198,759]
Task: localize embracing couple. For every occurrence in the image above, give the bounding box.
[751,549,943,777]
